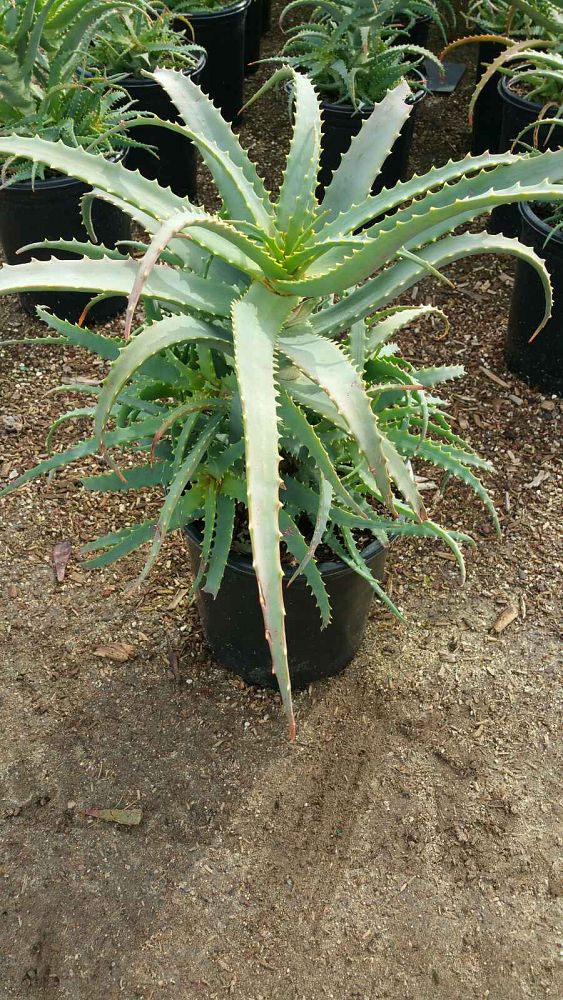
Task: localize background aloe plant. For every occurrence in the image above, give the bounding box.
[88,2,206,76]
[467,0,560,34]
[274,0,444,105]
[0,69,562,735]
[0,0,145,180]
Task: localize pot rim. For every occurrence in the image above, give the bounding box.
[184,522,387,580]
[178,0,251,21]
[498,73,543,113]
[518,201,562,245]
[319,68,427,115]
[120,52,207,88]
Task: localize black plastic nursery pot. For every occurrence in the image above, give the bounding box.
[185,525,387,689]
[121,56,205,199]
[505,202,563,396]
[177,0,250,123]
[244,0,262,73]
[0,172,131,323]
[316,83,426,202]
[400,13,432,49]
[471,27,505,154]
[490,76,563,237]
[261,0,271,33]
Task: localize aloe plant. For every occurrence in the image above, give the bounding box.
[274,0,445,106]
[0,69,562,735]
[88,2,206,76]
[0,0,144,180]
[467,0,561,35]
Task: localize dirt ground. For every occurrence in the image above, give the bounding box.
[0,6,562,1000]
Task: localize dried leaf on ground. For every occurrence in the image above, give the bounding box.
[52,540,72,583]
[491,606,519,634]
[94,642,135,663]
[84,807,142,826]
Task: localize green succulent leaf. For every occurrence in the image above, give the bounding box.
[231,282,298,738]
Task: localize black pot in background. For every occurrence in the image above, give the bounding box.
[121,56,205,200]
[261,0,271,33]
[176,0,250,123]
[185,525,387,689]
[0,173,131,323]
[490,76,563,237]
[506,202,563,396]
[471,26,504,154]
[316,81,426,202]
[400,13,432,48]
[245,0,262,73]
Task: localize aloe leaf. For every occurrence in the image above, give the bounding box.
[152,69,274,231]
[275,68,322,249]
[414,366,465,387]
[317,149,551,240]
[279,325,426,518]
[231,283,297,738]
[202,492,235,598]
[18,238,127,260]
[82,521,157,569]
[136,414,223,587]
[311,231,555,339]
[0,258,234,320]
[278,391,366,515]
[207,440,245,479]
[321,79,412,221]
[388,431,500,533]
[280,510,331,628]
[276,152,563,295]
[335,527,406,623]
[40,308,177,383]
[45,406,96,452]
[366,306,450,354]
[188,486,218,597]
[0,136,185,221]
[81,462,172,493]
[94,314,231,449]
[82,486,205,567]
[349,318,367,370]
[0,416,164,498]
[287,477,332,586]
[148,398,226,461]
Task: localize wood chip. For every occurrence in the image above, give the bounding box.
[478,366,511,389]
[167,587,190,610]
[491,606,518,634]
[84,807,142,826]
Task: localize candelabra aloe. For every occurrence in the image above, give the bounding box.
[0,69,562,735]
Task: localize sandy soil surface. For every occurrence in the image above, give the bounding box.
[0,5,561,999]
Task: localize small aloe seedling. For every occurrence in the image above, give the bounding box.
[0,69,562,736]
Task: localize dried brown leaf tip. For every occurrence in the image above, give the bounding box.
[94,642,136,663]
[84,807,142,826]
[52,540,72,583]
